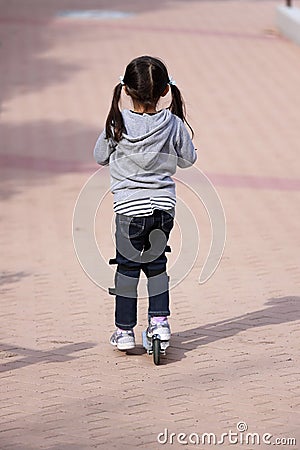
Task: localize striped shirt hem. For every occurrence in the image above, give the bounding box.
[114,197,176,217]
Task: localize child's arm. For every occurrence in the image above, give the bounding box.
[175,122,197,168]
[93,131,116,166]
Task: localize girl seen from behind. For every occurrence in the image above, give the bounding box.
[94,55,197,351]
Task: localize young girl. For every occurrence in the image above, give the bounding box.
[94,55,197,350]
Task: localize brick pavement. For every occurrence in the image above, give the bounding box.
[0,1,300,449]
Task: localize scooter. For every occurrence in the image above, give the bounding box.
[142,325,170,365]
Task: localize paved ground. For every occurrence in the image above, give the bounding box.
[1,1,300,449]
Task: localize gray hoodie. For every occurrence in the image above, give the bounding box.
[93,109,197,202]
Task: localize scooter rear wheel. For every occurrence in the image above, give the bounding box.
[153,338,161,365]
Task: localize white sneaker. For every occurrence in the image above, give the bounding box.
[147,318,171,341]
[110,329,135,350]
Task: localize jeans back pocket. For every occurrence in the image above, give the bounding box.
[117,214,145,239]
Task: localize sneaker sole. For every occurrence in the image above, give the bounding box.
[110,340,136,350]
[116,342,135,350]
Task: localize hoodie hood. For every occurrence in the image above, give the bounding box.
[122,108,173,141]
[120,109,176,170]
[93,107,196,202]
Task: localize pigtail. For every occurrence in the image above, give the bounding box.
[105,83,126,142]
[169,84,194,139]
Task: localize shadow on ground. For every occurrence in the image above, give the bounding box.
[0,271,30,286]
[0,120,102,201]
[127,296,300,364]
[0,341,96,373]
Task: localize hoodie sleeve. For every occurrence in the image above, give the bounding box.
[175,121,197,168]
[93,131,116,166]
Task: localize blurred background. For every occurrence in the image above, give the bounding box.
[1,1,300,448]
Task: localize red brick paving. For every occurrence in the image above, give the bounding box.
[1,1,300,449]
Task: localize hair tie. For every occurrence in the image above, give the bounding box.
[168,76,176,86]
[119,76,125,86]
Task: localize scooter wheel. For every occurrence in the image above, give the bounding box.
[153,338,161,365]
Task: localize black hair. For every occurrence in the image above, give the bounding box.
[105,56,194,142]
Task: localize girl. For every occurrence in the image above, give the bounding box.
[94,55,197,350]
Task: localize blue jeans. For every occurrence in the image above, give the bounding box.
[113,209,174,330]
